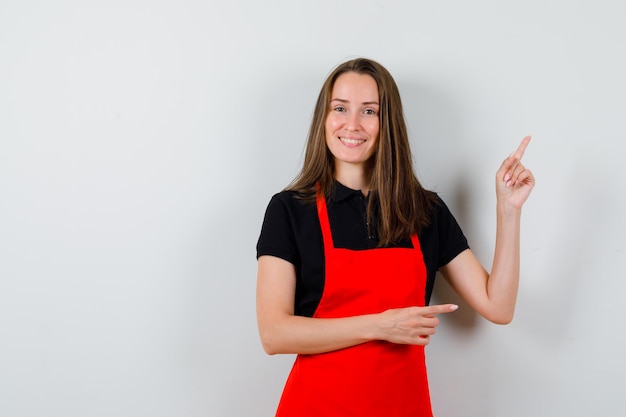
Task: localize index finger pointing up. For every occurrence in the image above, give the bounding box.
[513,135,532,159]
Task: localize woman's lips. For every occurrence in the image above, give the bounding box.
[339,137,365,146]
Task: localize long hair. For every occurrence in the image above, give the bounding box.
[288,58,438,245]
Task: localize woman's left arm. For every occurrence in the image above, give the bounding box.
[440,136,535,324]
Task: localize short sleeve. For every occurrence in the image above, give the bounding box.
[256,193,300,266]
[435,197,469,268]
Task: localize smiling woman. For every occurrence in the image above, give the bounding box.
[255,57,534,417]
[325,72,380,185]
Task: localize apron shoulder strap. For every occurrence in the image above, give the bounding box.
[316,183,335,250]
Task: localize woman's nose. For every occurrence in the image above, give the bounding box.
[346,112,360,131]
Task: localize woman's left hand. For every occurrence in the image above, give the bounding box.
[496,136,535,211]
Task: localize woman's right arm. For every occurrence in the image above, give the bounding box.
[256,255,458,355]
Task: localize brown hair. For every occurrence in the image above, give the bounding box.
[287,58,438,245]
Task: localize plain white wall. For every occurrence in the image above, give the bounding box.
[1,1,625,416]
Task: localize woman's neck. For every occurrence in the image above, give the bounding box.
[334,162,371,195]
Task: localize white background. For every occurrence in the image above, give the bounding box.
[1,1,625,416]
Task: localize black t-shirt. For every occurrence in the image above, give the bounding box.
[256,182,469,317]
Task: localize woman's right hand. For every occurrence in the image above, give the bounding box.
[258,255,459,354]
[376,304,459,346]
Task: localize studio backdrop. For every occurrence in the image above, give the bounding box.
[1,1,625,416]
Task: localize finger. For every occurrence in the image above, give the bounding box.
[416,335,430,346]
[419,327,436,337]
[512,135,531,160]
[501,137,530,182]
[500,158,520,182]
[422,304,459,316]
[498,148,522,177]
[511,168,535,188]
[506,163,527,186]
[419,316,440,328]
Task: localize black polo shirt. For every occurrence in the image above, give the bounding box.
[256,182,469,317]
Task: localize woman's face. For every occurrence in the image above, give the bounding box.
[325,72,380,170]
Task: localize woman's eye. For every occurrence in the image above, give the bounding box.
[333,106,346,112]
[364,109,376,115]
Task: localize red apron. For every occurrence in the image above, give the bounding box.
[275,190,432,417]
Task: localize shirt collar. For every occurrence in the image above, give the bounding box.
[333,181,366,203]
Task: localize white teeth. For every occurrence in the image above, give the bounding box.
[340,137,364,145]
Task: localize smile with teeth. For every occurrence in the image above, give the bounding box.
[339,137,366,146]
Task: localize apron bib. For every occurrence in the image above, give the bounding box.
[275,189,432,417]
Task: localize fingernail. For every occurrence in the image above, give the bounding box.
[504,173,511,182]
[450,305,459,311]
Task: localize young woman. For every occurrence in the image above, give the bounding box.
[256,58,534,417]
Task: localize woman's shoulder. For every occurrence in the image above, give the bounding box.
[269,189,314,207]
[422,191,460,227]
[263,188,317,221]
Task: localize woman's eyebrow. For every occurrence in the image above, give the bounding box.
[330,98,380,105]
